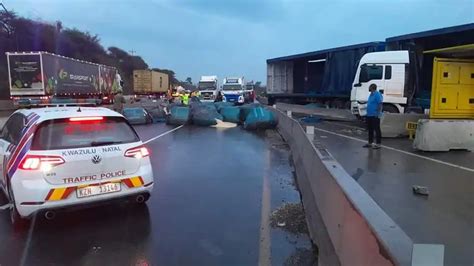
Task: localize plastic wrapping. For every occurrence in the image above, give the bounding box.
[190,104,223,126]
[166,106,190,125]
[219,106,241,123]
[243,107,277,130]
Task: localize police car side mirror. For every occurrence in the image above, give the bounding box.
[379,90,384,94]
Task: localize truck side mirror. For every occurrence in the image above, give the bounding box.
[354,83,362,87]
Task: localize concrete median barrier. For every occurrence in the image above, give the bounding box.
[380,113,428,138]
[274,108,413,266]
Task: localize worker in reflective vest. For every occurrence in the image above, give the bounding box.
[181,93,190,105]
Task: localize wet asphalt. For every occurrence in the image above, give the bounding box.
[0,122,314,266]
[304,120,474,266]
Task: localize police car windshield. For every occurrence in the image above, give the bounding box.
[31,117,139,150]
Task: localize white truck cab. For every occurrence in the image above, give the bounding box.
[198,76,219,102]
[351,51,410,116]
[222,77,246,104]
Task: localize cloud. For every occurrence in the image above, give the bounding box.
[3,0,473,83]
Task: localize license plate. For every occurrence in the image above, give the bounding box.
[76,183,121,198]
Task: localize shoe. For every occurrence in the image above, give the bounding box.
[363,143,373,148]
[372,144,381,149]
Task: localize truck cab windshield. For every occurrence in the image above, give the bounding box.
[198,82,216,90]
[223,85,241,91]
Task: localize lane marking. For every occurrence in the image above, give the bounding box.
[143,125,184,144]
[20,214,37,266]
[412,244,445,266]
[258,151,272,266]
[312,126,474,173]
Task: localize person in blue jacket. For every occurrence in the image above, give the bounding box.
[363,84,383,149]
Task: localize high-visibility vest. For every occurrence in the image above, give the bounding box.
[182,94,189,105]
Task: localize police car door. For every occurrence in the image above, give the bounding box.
[0,114,26,194]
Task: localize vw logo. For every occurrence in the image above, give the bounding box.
[91,155,102,164]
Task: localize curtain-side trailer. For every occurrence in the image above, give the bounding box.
[6,52,119,107]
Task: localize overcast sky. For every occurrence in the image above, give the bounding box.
[4,0,473,83]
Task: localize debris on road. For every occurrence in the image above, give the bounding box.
[412,185,430,196]
[284,247,318,266]
[243,107,277,130]
[277,221,286,227]
[270,203,309,235]
[299,115,322,124]
[166,106,190,125]
[211,119,237,129]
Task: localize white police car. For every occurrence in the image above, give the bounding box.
[0,107,153,226]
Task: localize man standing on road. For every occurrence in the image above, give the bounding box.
[363,84,383,149]
[113,90,126,114]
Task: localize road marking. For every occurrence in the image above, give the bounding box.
[143,125,184,144]
[412,244,445,266]
[20,214,37,266]
[0,203,12,210]
[312,126,474,173]
[258,150,272,266]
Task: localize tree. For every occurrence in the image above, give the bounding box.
[185,77,192,84]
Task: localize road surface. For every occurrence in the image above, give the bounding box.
[0,122,315,266]
[301,119,473,266]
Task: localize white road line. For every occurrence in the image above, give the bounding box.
[143,125,184,144]
[312,126,474,173]
[20,214,37,266]
[258,151,272,266]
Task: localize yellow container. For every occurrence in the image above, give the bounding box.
[430,57,474,119]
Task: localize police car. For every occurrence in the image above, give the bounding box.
[0,107,153,226]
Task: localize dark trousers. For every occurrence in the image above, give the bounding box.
[367,116,381,144]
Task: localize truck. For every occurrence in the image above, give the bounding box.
[244,81,256,102]
[351,24,474,118]
[197,75,219,102]
[6,51,120,107]
[133,69,169,98]
[351,50,474,117]
[222,77,249,104]
[266,42,385,107]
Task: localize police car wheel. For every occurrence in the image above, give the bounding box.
[8,185,28,228]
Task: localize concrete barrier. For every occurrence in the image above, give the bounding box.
[380,113,428,138]
[413,119,474,151]
[274,108,414,266]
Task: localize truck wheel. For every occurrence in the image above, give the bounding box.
[382,104,399,113]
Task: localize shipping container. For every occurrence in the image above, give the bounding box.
[133,70,169,95]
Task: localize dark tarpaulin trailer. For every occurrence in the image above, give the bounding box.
[266,42,385,105]
[385,23,474,105]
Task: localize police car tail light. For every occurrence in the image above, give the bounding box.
[124,146,149,159]
[19,155,65,170]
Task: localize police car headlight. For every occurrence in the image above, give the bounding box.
[223,96,226,102]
